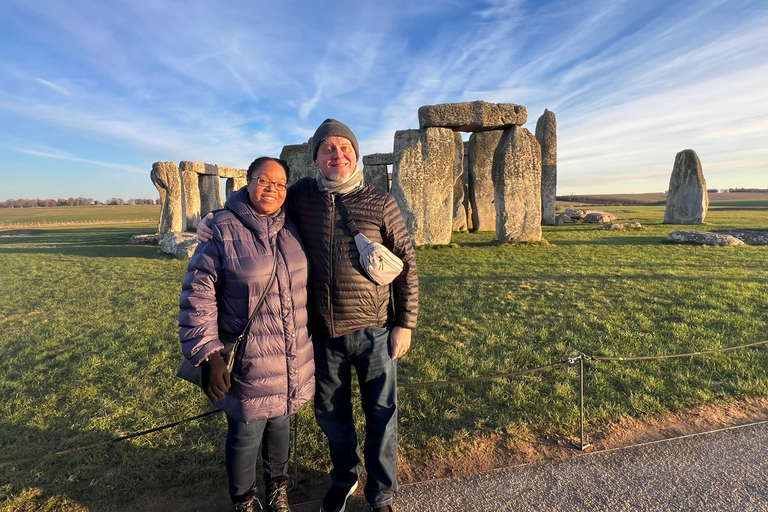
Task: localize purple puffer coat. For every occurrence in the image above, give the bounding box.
[179,187,314,423]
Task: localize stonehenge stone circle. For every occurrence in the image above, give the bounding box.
[151,161,185,234]
[492,126,542,242]
[418,100,527,132]
[391,128,455,245]
[535,109,557,225]
[452,132,468,232]
[663,149,709,224]
[468,130,504,231]
[279,140,319,185]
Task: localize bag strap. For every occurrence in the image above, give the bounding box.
[334,195,360,237]
[224,206,280,346]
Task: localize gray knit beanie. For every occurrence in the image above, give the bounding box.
[311,118,359,162]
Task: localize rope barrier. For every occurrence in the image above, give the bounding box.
[1,340,765,467]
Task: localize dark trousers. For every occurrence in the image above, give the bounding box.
[313,324,398,508]
[225,414,291,498]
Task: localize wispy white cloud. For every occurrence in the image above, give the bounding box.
[34,78,70,95]
[14,147,145,174]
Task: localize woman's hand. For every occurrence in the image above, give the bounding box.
[197,212,214,244]
[201,351,231,401]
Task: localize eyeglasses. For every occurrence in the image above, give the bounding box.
[252,176,288,191]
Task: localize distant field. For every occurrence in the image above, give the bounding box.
[558,192,768,206]
[1,204,767,510]
[0,204,161,226]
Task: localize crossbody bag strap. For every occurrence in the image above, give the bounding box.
[334,195,360,237]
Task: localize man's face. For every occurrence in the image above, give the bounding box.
[316,136,357,182]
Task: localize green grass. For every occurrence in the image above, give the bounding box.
[1,206,767,510]
[0,205,161,226]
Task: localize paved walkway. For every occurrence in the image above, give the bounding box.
[294,421,768,512]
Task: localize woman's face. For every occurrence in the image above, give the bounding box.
[247,160,288,215]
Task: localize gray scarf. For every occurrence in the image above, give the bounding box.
[315,164,365,195]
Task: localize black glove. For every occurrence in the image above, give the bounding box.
[201,352,231,401]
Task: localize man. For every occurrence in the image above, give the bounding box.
[199,119,418,512]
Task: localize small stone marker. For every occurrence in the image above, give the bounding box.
[468,130,503,231]
[151,161,184,234]
[391,128,455,245]
[663,149,709,224]
[492,126,542,242]
[418,100,527,132]
[535,109,557,225]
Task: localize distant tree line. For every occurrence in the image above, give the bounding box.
[0,198,158,208]
[715,188,768,193]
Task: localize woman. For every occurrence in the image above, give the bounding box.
[179,157,314,512]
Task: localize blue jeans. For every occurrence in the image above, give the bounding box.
[225,414,291,498]
[313,324,398,508]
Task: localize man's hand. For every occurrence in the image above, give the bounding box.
[197,212,214,244]
[201,351,231,401]
[390,326,411,360]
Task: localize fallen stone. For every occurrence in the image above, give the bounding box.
[160,232,199,258]
[564,208,618,222]
[604,221,642,230]
[468,130,504,231]
[364,164,389,192]
[710,228,768,245]
[584,212,619,223]
[535,109,557,225]
[280,141,319,184]
[363,153,394,166]
[129,234,160,244]
[666,230,743,246]
[391,127,455,245]
[452,132,468,232]
[555,213,573,223]
[492,125,542,242]
[664,149,709,224]
[151,161,185,234]
[418,100,527,132]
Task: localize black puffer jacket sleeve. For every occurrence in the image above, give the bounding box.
[381,193,418,329]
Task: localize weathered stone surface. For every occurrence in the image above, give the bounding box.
[492,126,542,242]
[151,161,185,234]
[584,212,619,223]
[710,228,768,245]
[217,166,246,179]
[225,177,248,198]
[604,221,642,230]
[418,100,527,132]
[535,109,557,225]
[179,161,218,175]
[363,153,394,166]
[179,162,203,231]
[452,132,467,232]
[280,141,318,185]
[666,230,743,246]
[468,131,503,231]
[364,164,389,192]
[664,149,709,224]
[160,232,199,258]
[555,213,573,223]
[391,128,455,245]
[463,142,472,230]
[198,173,223,217]
[129,234,160,244]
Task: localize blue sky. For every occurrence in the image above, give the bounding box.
[1,0,766,201]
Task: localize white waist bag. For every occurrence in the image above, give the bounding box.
[335,195,404,285]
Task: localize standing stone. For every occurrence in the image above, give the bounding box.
[463,142,472,231]
[535,109,557,225]
[225,177,248,197]
[363,164,389,191]
[492,126,542,242]
[663,150,709,224]
[468,131,504,231]
[418,100,527,132]
[150,161,185,234]
[198,165,223,217]
[452,132,467,232]
[179,161,204,231]
[391,128,455,245]
[280,140,318,185]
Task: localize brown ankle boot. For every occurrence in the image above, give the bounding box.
[264,475,291,512]
[232,489,261,512]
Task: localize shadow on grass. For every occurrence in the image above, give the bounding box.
[0,227,173,259]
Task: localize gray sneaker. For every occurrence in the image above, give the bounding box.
[320,481,358,512]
